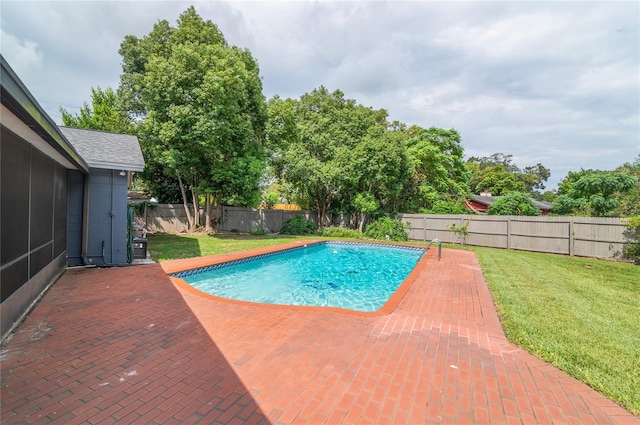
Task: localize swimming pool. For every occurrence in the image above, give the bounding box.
[171,242,426,312]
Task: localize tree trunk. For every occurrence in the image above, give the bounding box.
[205,193,213,234]
[359,214,366,233]
[215,196,222,232]
[191,183,200,229]
[177,172,194,230]
[316,191,333,229]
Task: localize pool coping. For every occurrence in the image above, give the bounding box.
[161,239,437,317]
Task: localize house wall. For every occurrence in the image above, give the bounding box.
[85,168,129,266]
[1,127,69,337]
[67,170,85,266]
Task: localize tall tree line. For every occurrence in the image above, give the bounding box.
[61,6,638,225]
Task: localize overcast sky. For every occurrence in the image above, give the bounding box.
[2,1,638,190]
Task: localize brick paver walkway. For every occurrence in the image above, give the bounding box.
[1,243,638,424]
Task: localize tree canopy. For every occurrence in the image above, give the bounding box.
[266,87,408,227]
[467,153,550,197]
[58,6,640,230]
[404,127,470,210]
[553,171,636,217]
[613,156,640,216]
[60,86,134,135]
[118,6,267,230]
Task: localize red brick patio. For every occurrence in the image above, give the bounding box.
[1,243,638,424]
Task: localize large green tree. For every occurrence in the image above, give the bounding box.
[266,87,410,228]
[118,6,266,231]
[467,153,550,197]
[403,127,470,211]
[553,172,636,216]
[348,125,412,227]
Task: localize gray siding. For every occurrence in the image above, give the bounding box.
[85,169,129,265]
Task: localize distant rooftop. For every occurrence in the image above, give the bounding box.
[59,126,144,172]
[470,194,553,211]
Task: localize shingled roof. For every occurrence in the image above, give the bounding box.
[469,194,553,212]
[59,126,144,172]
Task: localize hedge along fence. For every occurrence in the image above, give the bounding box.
[134,204,351,234]
[397,214,630,259]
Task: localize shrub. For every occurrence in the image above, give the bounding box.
[426,200,467,214]
[250,226,267,236]
[623,215,640,264]
[263,192,279,209]
[487,192,540,216]
[448,218,472,245]
[279,215,317,235]
[321,226,362,239]
[364,217,409,241]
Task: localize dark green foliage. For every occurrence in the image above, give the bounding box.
[364,217,409,241]
[425,200,467,214]
[404,127,470,211]
[118,6,267,229]
[250,226,267,236]
[487,192,540,216]
[614,156,640,216]
[553,172,636,216]
[467,153,550,197]
[279,215,317,235]
[321,226,363,239]
[623,216,640,264]
[266,87,410,227]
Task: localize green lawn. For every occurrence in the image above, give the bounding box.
[147,233,324,262]
[148,234,639,414]
[468,246,640,415]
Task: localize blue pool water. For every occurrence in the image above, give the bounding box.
[173,242,425,312]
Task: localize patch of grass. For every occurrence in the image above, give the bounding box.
[147,233,307,262]
[468,246,640,415]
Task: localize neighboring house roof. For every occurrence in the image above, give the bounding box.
[1,55,89,173]
[59,126,145,172]
[466,195,553,213]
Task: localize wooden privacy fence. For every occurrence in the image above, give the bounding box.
[397,214,630,259]
[135,204,350,234]
[135,205,632,259]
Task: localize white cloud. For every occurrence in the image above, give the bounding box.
[0,29,44,75]
[0,0,637,189]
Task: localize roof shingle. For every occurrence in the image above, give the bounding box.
[59,126,144,171]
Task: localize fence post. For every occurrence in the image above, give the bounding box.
[507,217,512,249]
